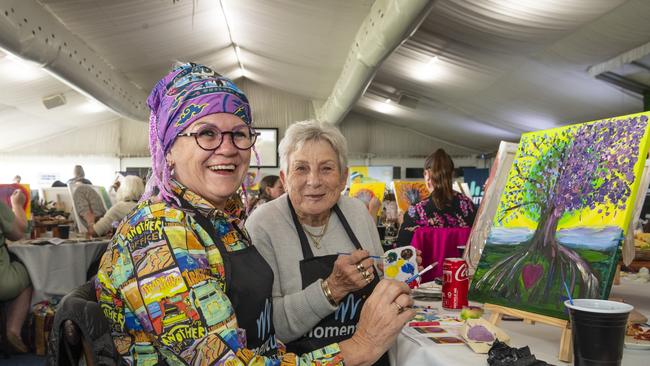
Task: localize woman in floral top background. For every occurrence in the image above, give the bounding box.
[396,149,477,246]
[96,62,414,366]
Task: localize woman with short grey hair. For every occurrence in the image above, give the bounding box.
[279,120,348,173]
[247,120,418,366]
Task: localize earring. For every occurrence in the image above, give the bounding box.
[167,161,175,176]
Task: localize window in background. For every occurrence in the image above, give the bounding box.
[405,167,424,179]
[250,128,278,168]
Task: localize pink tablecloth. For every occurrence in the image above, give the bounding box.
[410,227,471,282]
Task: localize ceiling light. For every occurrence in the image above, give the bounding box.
[0,53,43,81]
[385,98,392,104]
[413,57,444,82]
[375,99,397,114]
[78,100,107,113]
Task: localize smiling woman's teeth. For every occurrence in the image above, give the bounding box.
[209,164,236,171]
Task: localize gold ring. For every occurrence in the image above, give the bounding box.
[356,263,365,273]
[364,276,372,284]
[392,302,404,313]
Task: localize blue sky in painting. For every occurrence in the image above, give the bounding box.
[487,226,622,251]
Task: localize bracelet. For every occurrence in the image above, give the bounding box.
[321,279,338,307]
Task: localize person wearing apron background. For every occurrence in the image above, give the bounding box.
[247,120,422,366]
[96,63,414,366]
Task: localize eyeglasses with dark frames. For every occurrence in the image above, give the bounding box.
[177,124,259,151]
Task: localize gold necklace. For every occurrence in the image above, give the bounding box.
[302,215,330,249]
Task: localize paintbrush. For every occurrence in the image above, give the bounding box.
[563,279,574,305]
[405,262,437,284]
[336,252,384,260]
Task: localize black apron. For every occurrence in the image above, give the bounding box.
[286,199,389,366]
[177,193,276,356]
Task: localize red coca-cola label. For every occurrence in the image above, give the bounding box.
[442,258,468,310]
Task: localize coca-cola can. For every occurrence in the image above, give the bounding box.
[442,258,468,310]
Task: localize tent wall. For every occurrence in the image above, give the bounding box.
[0,154,120,189]
[339,111,485,158]
[5,120,121,155]
[237,78,316,135]
[120,119,149,157]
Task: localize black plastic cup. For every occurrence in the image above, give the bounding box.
[564,299,633,366]
[57,225,70,239]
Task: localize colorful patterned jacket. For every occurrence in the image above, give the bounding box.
[95,182,343,365]
[396,192,476,246]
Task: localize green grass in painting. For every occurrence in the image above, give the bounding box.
[469,243,616,320]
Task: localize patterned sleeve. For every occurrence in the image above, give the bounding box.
[96,205,344,366]
[458,194,477,227]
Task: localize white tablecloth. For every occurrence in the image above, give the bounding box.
[7,239,109,305]
[391,278,650,365]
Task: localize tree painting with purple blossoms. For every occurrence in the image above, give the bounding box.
[469,113,650,319]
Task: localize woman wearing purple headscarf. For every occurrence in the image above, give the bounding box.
[95,63,413,366]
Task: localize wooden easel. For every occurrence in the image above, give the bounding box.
[484,303,572,363]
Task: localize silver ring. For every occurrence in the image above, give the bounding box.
[356,263,365,273]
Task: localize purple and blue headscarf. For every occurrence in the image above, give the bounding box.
[143,62,252,203]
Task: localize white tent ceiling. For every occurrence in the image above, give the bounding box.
[1,0,650,156]
[356,0,650,152]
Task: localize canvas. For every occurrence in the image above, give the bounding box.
[393,180,430,213]
[349,182,385,215]
[465,142,518,271]
[469,112,650,319]
[69,184,108,233]
[622,159,650,265]
[0,183,31,219]
[348,166,394,186]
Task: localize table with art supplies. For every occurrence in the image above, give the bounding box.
[390,276,650,366]
[6,236,110,306]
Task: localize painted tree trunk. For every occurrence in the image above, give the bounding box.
[473,203,599,308]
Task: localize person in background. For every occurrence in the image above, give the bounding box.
[85,175,145,237]
[107,172,125,205]
[96,63,412,366]
[246,120,420,365]
[396,148,476,246]
[382,193,399,225]
[367,196,381,219]
[67,165,92,185]
[12,175,21,184]
[0,190,33,353]
[248,174,284,212]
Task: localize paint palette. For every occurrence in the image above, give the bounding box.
[383,245,419,283]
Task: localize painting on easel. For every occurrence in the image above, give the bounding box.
[393,180,430,213]
[349,182,386,215]
[0,184,31,219]
[469,112,650,319]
